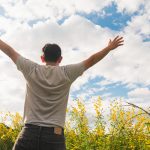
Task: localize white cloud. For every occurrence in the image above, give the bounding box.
[0,60,25,113]
[125,14,150,39]
[144,0,150,16]
[128,87,150,100]
[114,0,145,13]
[0,0,111,22]
[98,79,114,86]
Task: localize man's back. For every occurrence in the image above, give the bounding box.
[16,55,85,128]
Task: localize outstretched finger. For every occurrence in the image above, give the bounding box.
[117,44,124,47]
[117,36,123,41]
[114,35,120,41]
[109,39,112,44]
[116,37,123,42]
[117,40,124,44]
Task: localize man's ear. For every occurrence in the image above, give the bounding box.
[57,56,63,63]
[41,55,45,63]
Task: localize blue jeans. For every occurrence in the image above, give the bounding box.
[12,124,66,150]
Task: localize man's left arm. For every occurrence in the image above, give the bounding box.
[0,39,20,64]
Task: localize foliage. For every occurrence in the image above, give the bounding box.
[0,112,23,150]
[0,97,150,150]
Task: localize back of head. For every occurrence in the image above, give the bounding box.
[42,43,61,63]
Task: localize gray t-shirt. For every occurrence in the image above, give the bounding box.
[16,55,85,128]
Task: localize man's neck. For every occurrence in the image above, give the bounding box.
[46,62,59,66]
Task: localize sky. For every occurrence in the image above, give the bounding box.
[0,0,150,127]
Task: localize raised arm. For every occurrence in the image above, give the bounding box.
[0,39,20,64]
[83,36,124,70]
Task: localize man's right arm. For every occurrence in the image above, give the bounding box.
[82,36,124,70]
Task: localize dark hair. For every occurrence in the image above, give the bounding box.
[42,43,61,62]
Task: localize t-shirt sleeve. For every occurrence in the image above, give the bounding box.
[16,55,37,78]
[64,62,85,82]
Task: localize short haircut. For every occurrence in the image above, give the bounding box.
[42,44,61,62]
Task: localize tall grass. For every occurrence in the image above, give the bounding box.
[0,97,150,150]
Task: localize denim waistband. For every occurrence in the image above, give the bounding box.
[24,123,64,134]
[25,123,63,129]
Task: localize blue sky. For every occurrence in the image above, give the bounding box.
[79,2,132,31]
[0,0,150,122]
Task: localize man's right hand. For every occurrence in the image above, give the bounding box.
[107,36,124,51]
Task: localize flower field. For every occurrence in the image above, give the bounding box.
[0,97,150,150]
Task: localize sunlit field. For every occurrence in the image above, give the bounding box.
[0,97,149,150]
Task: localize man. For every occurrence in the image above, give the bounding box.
[0,36,123,150]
